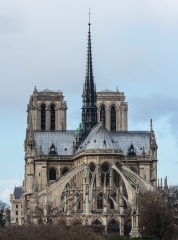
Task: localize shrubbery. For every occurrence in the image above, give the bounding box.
[0,224,104,240]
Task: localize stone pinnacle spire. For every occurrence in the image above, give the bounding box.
[82,16,98,137]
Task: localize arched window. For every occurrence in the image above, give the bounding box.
[100,105,105,127]
[124,219,131,236]
[107,219,120,234]
[62,167,69,175]
[113,169,120,187]
[110,106,116,131]
[92,219,102,225]
[50,105,55,130]
[101,163,110,187]
[97,193,103,209]
[89,163,96,184]
[49,168,56,180]
[41,105,46,130]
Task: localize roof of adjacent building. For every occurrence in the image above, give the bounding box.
[98,89,115,93]
[34,131,75,156]
[14,187,22,199]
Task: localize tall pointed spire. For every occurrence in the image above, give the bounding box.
[82,11,98,137]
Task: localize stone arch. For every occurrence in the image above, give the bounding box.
[58,218,67,225]
[130,166,137,173]
[46,101,58,110]
[38,102,48,109]
[111,163,136,204]
[107,218,120,234]
[108,102,119,111]
[72,218,82,225]
[97,102,109,111]
[92,218,102,225]
[47,164,84,204]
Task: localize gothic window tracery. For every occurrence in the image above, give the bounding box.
[110,106,116,131]
[107,219,120,233]
[41,105,46,130]
[50,105,55,130]
[49,168,56,180]
[100,105,106,127]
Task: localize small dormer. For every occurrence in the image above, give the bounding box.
[128,143,136,156]
[49,143,57,155]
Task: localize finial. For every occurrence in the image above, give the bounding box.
[164,176,168,188]
[33,86,37,93]
[88,8,91,25]
[150,119,153,131]
[116,86,119,92]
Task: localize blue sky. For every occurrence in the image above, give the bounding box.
[0,0,178,203]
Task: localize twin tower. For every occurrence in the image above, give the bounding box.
[28,23,128,136]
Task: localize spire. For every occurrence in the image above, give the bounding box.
[150,119,153,131]
[81,13,98,137]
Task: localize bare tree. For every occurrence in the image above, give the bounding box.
[34,202,59,224]
[0,200,10,228]
[168,185,178,224]
[138,190,176,240]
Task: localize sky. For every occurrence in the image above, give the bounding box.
[0,0,178,204]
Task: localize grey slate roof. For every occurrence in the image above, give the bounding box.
[14,187,22,199]
[34,126,150,156]
[76,123,150,155]
[76,123,118,152]
[34,131,75,155]
[110,131,150,155]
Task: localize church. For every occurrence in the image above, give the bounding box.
[10,20,159,237]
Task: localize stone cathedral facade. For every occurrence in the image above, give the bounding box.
[11,22,158,237]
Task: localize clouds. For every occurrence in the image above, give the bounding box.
[128,94,178,123]
[0,0,178,198]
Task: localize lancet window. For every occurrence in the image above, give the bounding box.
[100,105,106,127]
[97,193,103,209]
[49,168,56,180]
[41,105,46,130]
[50,105,55,130]
[110,106,116,131]
[101,163,110,187]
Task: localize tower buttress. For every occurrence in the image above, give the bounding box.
[82,21,97,137]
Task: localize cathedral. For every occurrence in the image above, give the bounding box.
[10,21,159,237]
